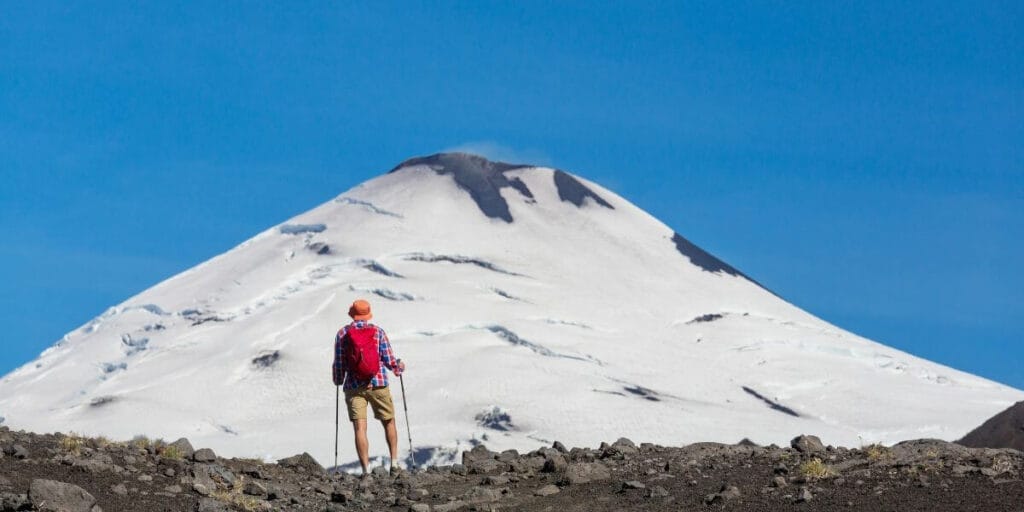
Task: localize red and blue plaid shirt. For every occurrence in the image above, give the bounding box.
[332,321,400,390]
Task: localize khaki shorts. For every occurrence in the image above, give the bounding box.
[344,386,395,421]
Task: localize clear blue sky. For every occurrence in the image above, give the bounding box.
[2,2,1021,390]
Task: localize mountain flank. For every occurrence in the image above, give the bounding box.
[959,401,1024,451]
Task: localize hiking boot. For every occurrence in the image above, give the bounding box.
[389,465,407,477]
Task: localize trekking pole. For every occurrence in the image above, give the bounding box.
[334,385,340,474]
[399,374,414,469]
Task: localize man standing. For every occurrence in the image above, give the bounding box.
[332,299,406,476]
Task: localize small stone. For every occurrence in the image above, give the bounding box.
[192,448,217,463]
[111,483,128,496]
[163,468,175,478]
[196,498,231,512]
[553,441,568,453]
[534,484,560,497]
[192,483,211,496]
[434,500,467,512]
[164,485,182,494]
[622,480,646,490]
[407,488,428,501]
[451,464,468,476]
[409,504,431,512]
[242,481,266,497]
[647,485,670,499]
[796,487,813,503]
[137,475,153,483]
[483,475,510,486]
[771,476,788,488]
[331,488,354,503]
[463,486,502,504]
[719,485,741,500]
[265,485,283,501]
[372,465,390,478]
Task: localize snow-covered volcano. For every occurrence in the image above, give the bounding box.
[1,153,1020,467]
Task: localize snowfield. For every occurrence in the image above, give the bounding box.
[1,153,1020,469]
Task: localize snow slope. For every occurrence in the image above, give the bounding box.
[1,153,1019,467]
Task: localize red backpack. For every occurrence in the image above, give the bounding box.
[342,324,381,383]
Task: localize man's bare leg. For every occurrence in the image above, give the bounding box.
[352,419,369,474]
[382,418,399,468]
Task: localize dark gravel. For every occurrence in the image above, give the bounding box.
[1,426,1022,511]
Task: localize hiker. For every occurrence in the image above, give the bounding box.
[332,299,406,475]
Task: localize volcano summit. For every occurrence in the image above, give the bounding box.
[0,153,1019,467]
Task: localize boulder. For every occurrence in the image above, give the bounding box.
[461,445,496,466]
[29,479,96,512]
[168,438,195,459]
[277,452,324,474]
[560,462,611,485]
[542,453,567,473]
[192,448,217,463]
[791,435,825,454]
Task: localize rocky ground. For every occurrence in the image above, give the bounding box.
[1,426,1022,511]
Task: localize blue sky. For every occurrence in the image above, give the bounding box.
[1,2,1021,389]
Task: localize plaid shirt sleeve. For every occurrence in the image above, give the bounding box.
[332,327,347,386]
[378,327,399,371]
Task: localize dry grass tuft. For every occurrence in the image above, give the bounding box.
[865,444,894,462]
[799,457,837,480]
[161,444,184,460]
[59,433,85,455]
[211,476,266,511]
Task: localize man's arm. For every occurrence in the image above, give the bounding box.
[332,328,347,386]
[378,328,404,375]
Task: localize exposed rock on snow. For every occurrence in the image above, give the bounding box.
[390,153,535,223]
[743,386,800,417]
[279,223,327,235]
[404,253,523,276]
[251,351,280,369]
[475,407,515,431]
[552,170,613,209]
